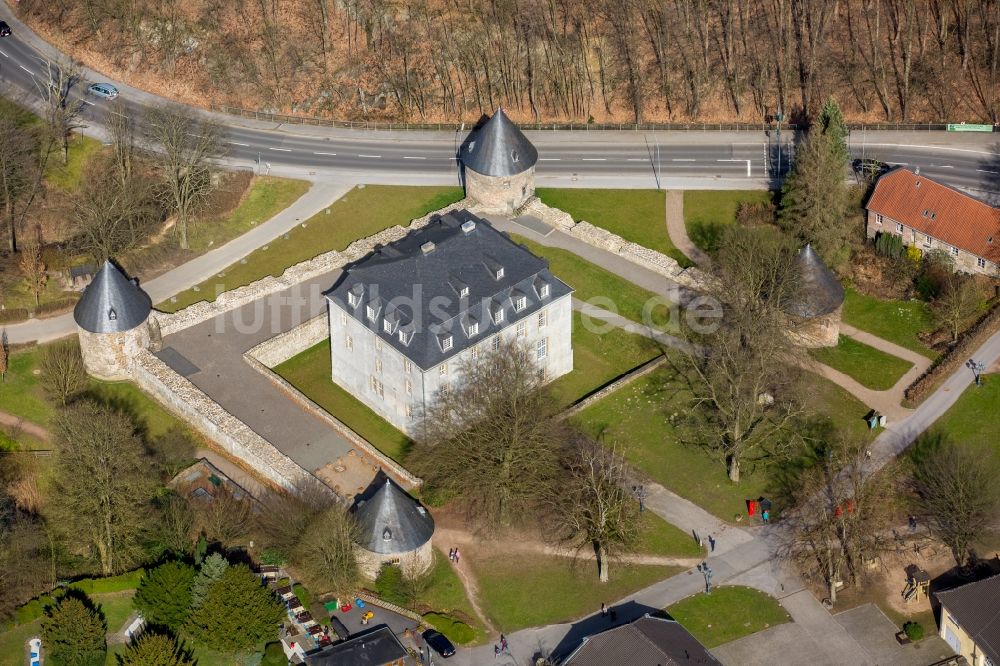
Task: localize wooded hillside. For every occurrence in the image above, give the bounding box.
[14,0,1000,124]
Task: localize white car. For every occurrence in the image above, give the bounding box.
[87,83,119,100]
[28,637,41,666]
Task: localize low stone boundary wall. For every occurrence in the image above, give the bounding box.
[243,355,420,489]
[904,301,1000,403]
[132,349,336,499]
[521,198,714,291]
[356,592,424,624]
[562,355,668,418]
[246,313,329,367]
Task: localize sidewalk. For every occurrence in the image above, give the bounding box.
[3,181,352,345]
[664,190,710,268]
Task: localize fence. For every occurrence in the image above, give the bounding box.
[212,106,997,133]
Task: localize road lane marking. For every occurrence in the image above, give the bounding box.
[81,100,94,106]
[539,158,561,161]
[627,158,647,162]
[359,154,381,158]
[228,142,250,147]
[581,158,606,161]
[269,147,291,152]
[672,158,695,162]
[929,164,954,168]
[19,64,32,74]
[0,49,8,58]
[402,156,426,160]
[977,169,999,174]
[313,151,336,156]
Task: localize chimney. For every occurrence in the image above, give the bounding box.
[461,220,476,234]
[421,241,435,255]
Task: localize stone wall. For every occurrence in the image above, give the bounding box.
[521,198,715,292]
[787,308,842,348]
[561,354,668,418]
[355,541,433,579]
[466,168,535,214]
[78,323,151,381]
[245,313,329,367]
[131,348,335,498]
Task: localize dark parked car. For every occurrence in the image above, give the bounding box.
[422,629,455,658]
[852,158,890,179]
[0,22,11,37]
[328,616,350,641]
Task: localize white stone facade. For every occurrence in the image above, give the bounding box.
[465,167,536,214]
[77,323,151,381]
[328,293,574,436]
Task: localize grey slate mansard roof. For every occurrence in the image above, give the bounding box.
[461,107,538,177]
[562,614,720,666]
[784,244,845,318]
[353,479,434,555]
[72,260,152,334]
[937,573,1000,664]
[305,624,409,665]
[325,209,573,370]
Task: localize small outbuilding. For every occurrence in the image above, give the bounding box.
[461,107,538,214]
[784,244,845,348]
[352,478,435,579]
[73,260,152,380]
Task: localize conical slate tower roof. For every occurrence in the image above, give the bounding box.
[785,244,845,318]
[73,260,152,333]
[462,107,538,177]
[353,479,434,555]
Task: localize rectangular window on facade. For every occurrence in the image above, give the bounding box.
[375,358,382,373]
[370,375,384,398]
[978,257,987,268]
[383,319,392,333]
[439,363,448,376]
[375,338,382,352]
[440,381,450,396]
[366,305,376,321]
[495,267,504,280]
[896,222,904,233]
[405,379,412,395]
[538,310,547,328]
[492,336,501,352]
[924,235,932,247]
[951,246,959,256]
[405,405,412,418]
[468,322,479,336]
[471,345,480,360]
[403,359,412,373]
[537,338,548,360]
[875,213,883,225]
[345,335,353,350]
[540,283,550,298]
[442,336,454,352]
[348,292,360,307]
[514,296,527,312]
[516,321,526,338]
[340,311,347,325]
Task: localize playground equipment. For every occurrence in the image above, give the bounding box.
[902,564,930,603]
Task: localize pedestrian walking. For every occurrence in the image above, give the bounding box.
[494,644,500,659]
[762,510,770,524]
[708,535,716,552]
[454,548,461,563]
[448,548,455,561]
[600,602,607,618]
[909,515,917,531]
[501,636,508,652]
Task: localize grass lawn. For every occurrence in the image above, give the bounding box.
[536,188,692,266]
[0,348,53,426]
[548,313,663,408]
[470,550,680,632]
[931,373,1000,463]
[636,511,704,558]
[93,591,135,633]
[185,176,311,253]
[0,275,79,313]
[809,335,914,391]
[86,379,192,440]
[666,586,790,648]
[160,185,463,312]
[0,619,40,665]
[842,288,936,359]
[572,365,873,522]
[273,339,411,463]
[513,235,676,331]
[418,551,488,644]
[45,133,104,191]
[684,190,773,253]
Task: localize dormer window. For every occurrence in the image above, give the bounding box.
[440,335,454,352]
[496,267,504,279]
[460,286,469,298]
[383,319,393,333]
[108,308,117,321]
[467,321,479,337]
[348,285,363,308]
[534,277,551,299]
[484,255,504,281]
[398,330,410,345]
[491,302,505,324]
[513,294,527,312]
[382,527,392,541]
[366,305,376,321]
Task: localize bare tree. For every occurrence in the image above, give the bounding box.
[191,488,253,548]
[780,436,899,604]
[0,116,47,253]
[911,433,1000,566]
[106,101,136,188]
[147,107,221,250]
[412,339,563,530]
[0,331,8,382]
[38,339,88,406]
[18,226,46,307]
[34,58,86,166]
[676,227,805,482]
[932,273,982,343]
[546,434,640,583]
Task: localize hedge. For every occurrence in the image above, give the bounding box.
[423,612,475,644]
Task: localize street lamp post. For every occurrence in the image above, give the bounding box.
[775,107,785,176]
[967,359,987,386]
[633,485,648,514]
[697,562,714,593]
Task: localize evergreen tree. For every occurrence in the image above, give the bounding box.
[819,97,849,165]
[117,632,194,666]
[779,128,852,270]
[41,594,108,666]
[190,553,229,609]
[186,564,283,652]
[133,561,195,633]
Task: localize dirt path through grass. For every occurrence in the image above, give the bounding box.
[664,190,709,268]
[431,537,497,636]
[0,410,51,442]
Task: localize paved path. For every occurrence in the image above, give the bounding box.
[0,410,50,442]
[664,190,710,268]
[194,448,272,500]
[2,181,352,345]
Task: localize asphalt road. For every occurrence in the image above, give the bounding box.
[0,5,998,193]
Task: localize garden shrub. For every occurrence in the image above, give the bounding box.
[903,620,924,641]
[874,232,904,259]
[261,642,287,666]
[423,612,475,644]
[375,564,408,607]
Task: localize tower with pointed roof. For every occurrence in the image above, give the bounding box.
[73,260,153,380]
[352,478,435,578]
[783,244,845,347]
[461,108,538,214]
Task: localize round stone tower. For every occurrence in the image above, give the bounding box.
[461,107,538,214]
[73,260,152,380]
[784,244,845,348]
[352,478,435,579]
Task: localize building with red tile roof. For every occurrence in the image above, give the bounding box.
[864,168,999,276]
